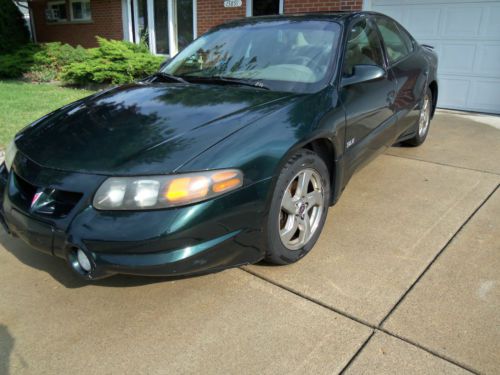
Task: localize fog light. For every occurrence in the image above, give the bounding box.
[77,249,91,272]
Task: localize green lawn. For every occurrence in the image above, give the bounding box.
[0,81,95,147]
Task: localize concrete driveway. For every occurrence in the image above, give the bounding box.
[1,111,499,375]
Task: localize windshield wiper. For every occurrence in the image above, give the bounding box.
[149,72,188,84]
[180,75,270,90]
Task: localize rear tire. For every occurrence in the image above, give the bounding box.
[264,149,330,265]
[404,88,432,147]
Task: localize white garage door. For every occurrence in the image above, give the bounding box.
[364,0,500,114]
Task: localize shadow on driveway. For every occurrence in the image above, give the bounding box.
[0,231,219,289]
[0,324,14,375]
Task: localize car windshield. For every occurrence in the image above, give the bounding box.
[161,20,342,93]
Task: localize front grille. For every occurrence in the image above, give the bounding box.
[11,172,83,218]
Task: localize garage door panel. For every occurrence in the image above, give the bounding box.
[442,6,482,37]
[406,7,441,37]
[367,0,500,114]
[372,0,493,5]
[439,78,470,108]
[475,44,500,76]
[468,80,500,110]
[440,44,476,74]
[481,4,500,37]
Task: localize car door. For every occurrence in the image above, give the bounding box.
[339,17,397,174]
[374,16,428,136]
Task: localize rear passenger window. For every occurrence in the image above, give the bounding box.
[399,28,415,53]
[376,17,413,64]
[343,19,385,76]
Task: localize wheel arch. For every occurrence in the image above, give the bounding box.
[301,137,343,206]
[429,80,438,118]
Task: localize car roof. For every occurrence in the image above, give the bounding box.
[214,11,387,29]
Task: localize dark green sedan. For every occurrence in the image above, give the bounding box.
[0,12,438,280]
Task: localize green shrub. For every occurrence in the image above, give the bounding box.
[0,43,40,78]
[0,0,30,53]
[0,37,162,85]
[62,37,163,84]
[33,42,90,71]
[0,42,89,80]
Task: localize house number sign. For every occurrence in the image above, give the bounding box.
[224,0,242,7]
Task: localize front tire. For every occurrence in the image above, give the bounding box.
[404,88,432,147]
[265,149,330,265]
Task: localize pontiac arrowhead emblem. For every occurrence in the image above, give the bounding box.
[30,189,56,214]
[31,191,43,209]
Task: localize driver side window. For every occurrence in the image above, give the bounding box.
[343,19,385,76]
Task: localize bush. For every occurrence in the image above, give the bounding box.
[0,37,162,85]
[0,42,88,80]
[0,0,30,53]
[0,43,40,78]
[33,42,89,71]
[62,37,163,84]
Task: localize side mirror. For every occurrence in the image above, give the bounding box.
[159,58,172,70]
[341,64,386,87]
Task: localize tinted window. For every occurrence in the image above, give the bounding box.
[399,27,415,53]
[343,19,385,76]
[163,20,341,93]
[376,17,413,64]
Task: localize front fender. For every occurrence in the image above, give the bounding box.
[178,86,346,206]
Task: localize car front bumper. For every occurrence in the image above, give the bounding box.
[0,160,271,280]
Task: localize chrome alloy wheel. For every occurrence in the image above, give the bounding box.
[418,94,431,137]
[279,168,324,250]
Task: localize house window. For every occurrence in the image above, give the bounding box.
[70,0,92,21]
[46,1,67,22]
[177,0,194,50]
[130,0,196,55]
[246,0,283,16]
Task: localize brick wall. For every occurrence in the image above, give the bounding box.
[29,0,363,48]
[284,0,363,13]
[197,0,247,36]
[197,0,363,37]
[30,0,124,48]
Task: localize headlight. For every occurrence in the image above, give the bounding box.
[4,140,18,172]
[93,169,243,210]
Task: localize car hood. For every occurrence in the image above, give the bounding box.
[16,83,299,175]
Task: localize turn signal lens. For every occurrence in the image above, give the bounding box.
[213,178,242,193]
[93,169,243,211]
[211,171,243,193]
[212,170,239,182]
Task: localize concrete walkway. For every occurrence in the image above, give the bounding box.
[0,111,499,374]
